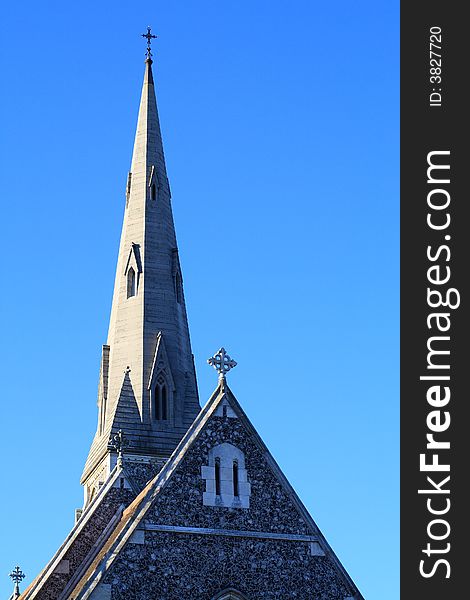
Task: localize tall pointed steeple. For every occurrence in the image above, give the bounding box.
[81,39,200,501]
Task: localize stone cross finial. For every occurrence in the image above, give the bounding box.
[207,348,237,381]
[109,429,129,467]
[142,26,157,59]
[9,566,25,598]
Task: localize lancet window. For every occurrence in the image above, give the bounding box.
[154,373,168,421]
[174,270,182,304]
[127,267,136,298]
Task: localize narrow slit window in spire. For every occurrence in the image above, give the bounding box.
[127,267,136,298]
[174,271,182,304]
[126,171,132,206]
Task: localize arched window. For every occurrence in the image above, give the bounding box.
[127,267,136,298]
[151,182,157,201]
[153,373,168,421]
[215,458,221,496]
[233,460,239,497]
[202,443,251,508]
[161,383,167,420]
[154,384,162,420]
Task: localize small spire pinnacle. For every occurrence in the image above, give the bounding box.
[142,26,157,60]
[109,429,129,467]
[207,348,237,382]
[9,566,25,599]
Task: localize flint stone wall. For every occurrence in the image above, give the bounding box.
[124,458,166,491]
[146,415,311,534]
[104,531,350,599]
[101,415,352,598]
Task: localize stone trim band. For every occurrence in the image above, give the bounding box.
[142,523,319,543]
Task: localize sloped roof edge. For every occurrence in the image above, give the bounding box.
[20,464,123,600]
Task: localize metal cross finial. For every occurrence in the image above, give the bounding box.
[9,566,25,598]
[109,429,129,466]
[142,26,157,59]
[207,348,237,381]
[9,566,25,584]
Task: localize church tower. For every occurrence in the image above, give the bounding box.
[15,31,364,600]
[81,30,200,505]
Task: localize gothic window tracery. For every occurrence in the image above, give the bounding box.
[153,373,169,421]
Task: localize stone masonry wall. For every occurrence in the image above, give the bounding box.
[124,458,167,491]
[104,531,350,600]
[146,415,311,535]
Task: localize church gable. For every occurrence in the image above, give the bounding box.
[69,384,361,599]
[145,388,313,536]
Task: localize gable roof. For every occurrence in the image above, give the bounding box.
[19,464,130,600]
[123,243,142,276]
[67,381,364,600]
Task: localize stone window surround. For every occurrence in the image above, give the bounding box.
[123,243,142,299]
[202,443,251,508]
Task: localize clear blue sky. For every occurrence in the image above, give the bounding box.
[0,1,398,598]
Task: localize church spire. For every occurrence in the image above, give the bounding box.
[81,32,200,500]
